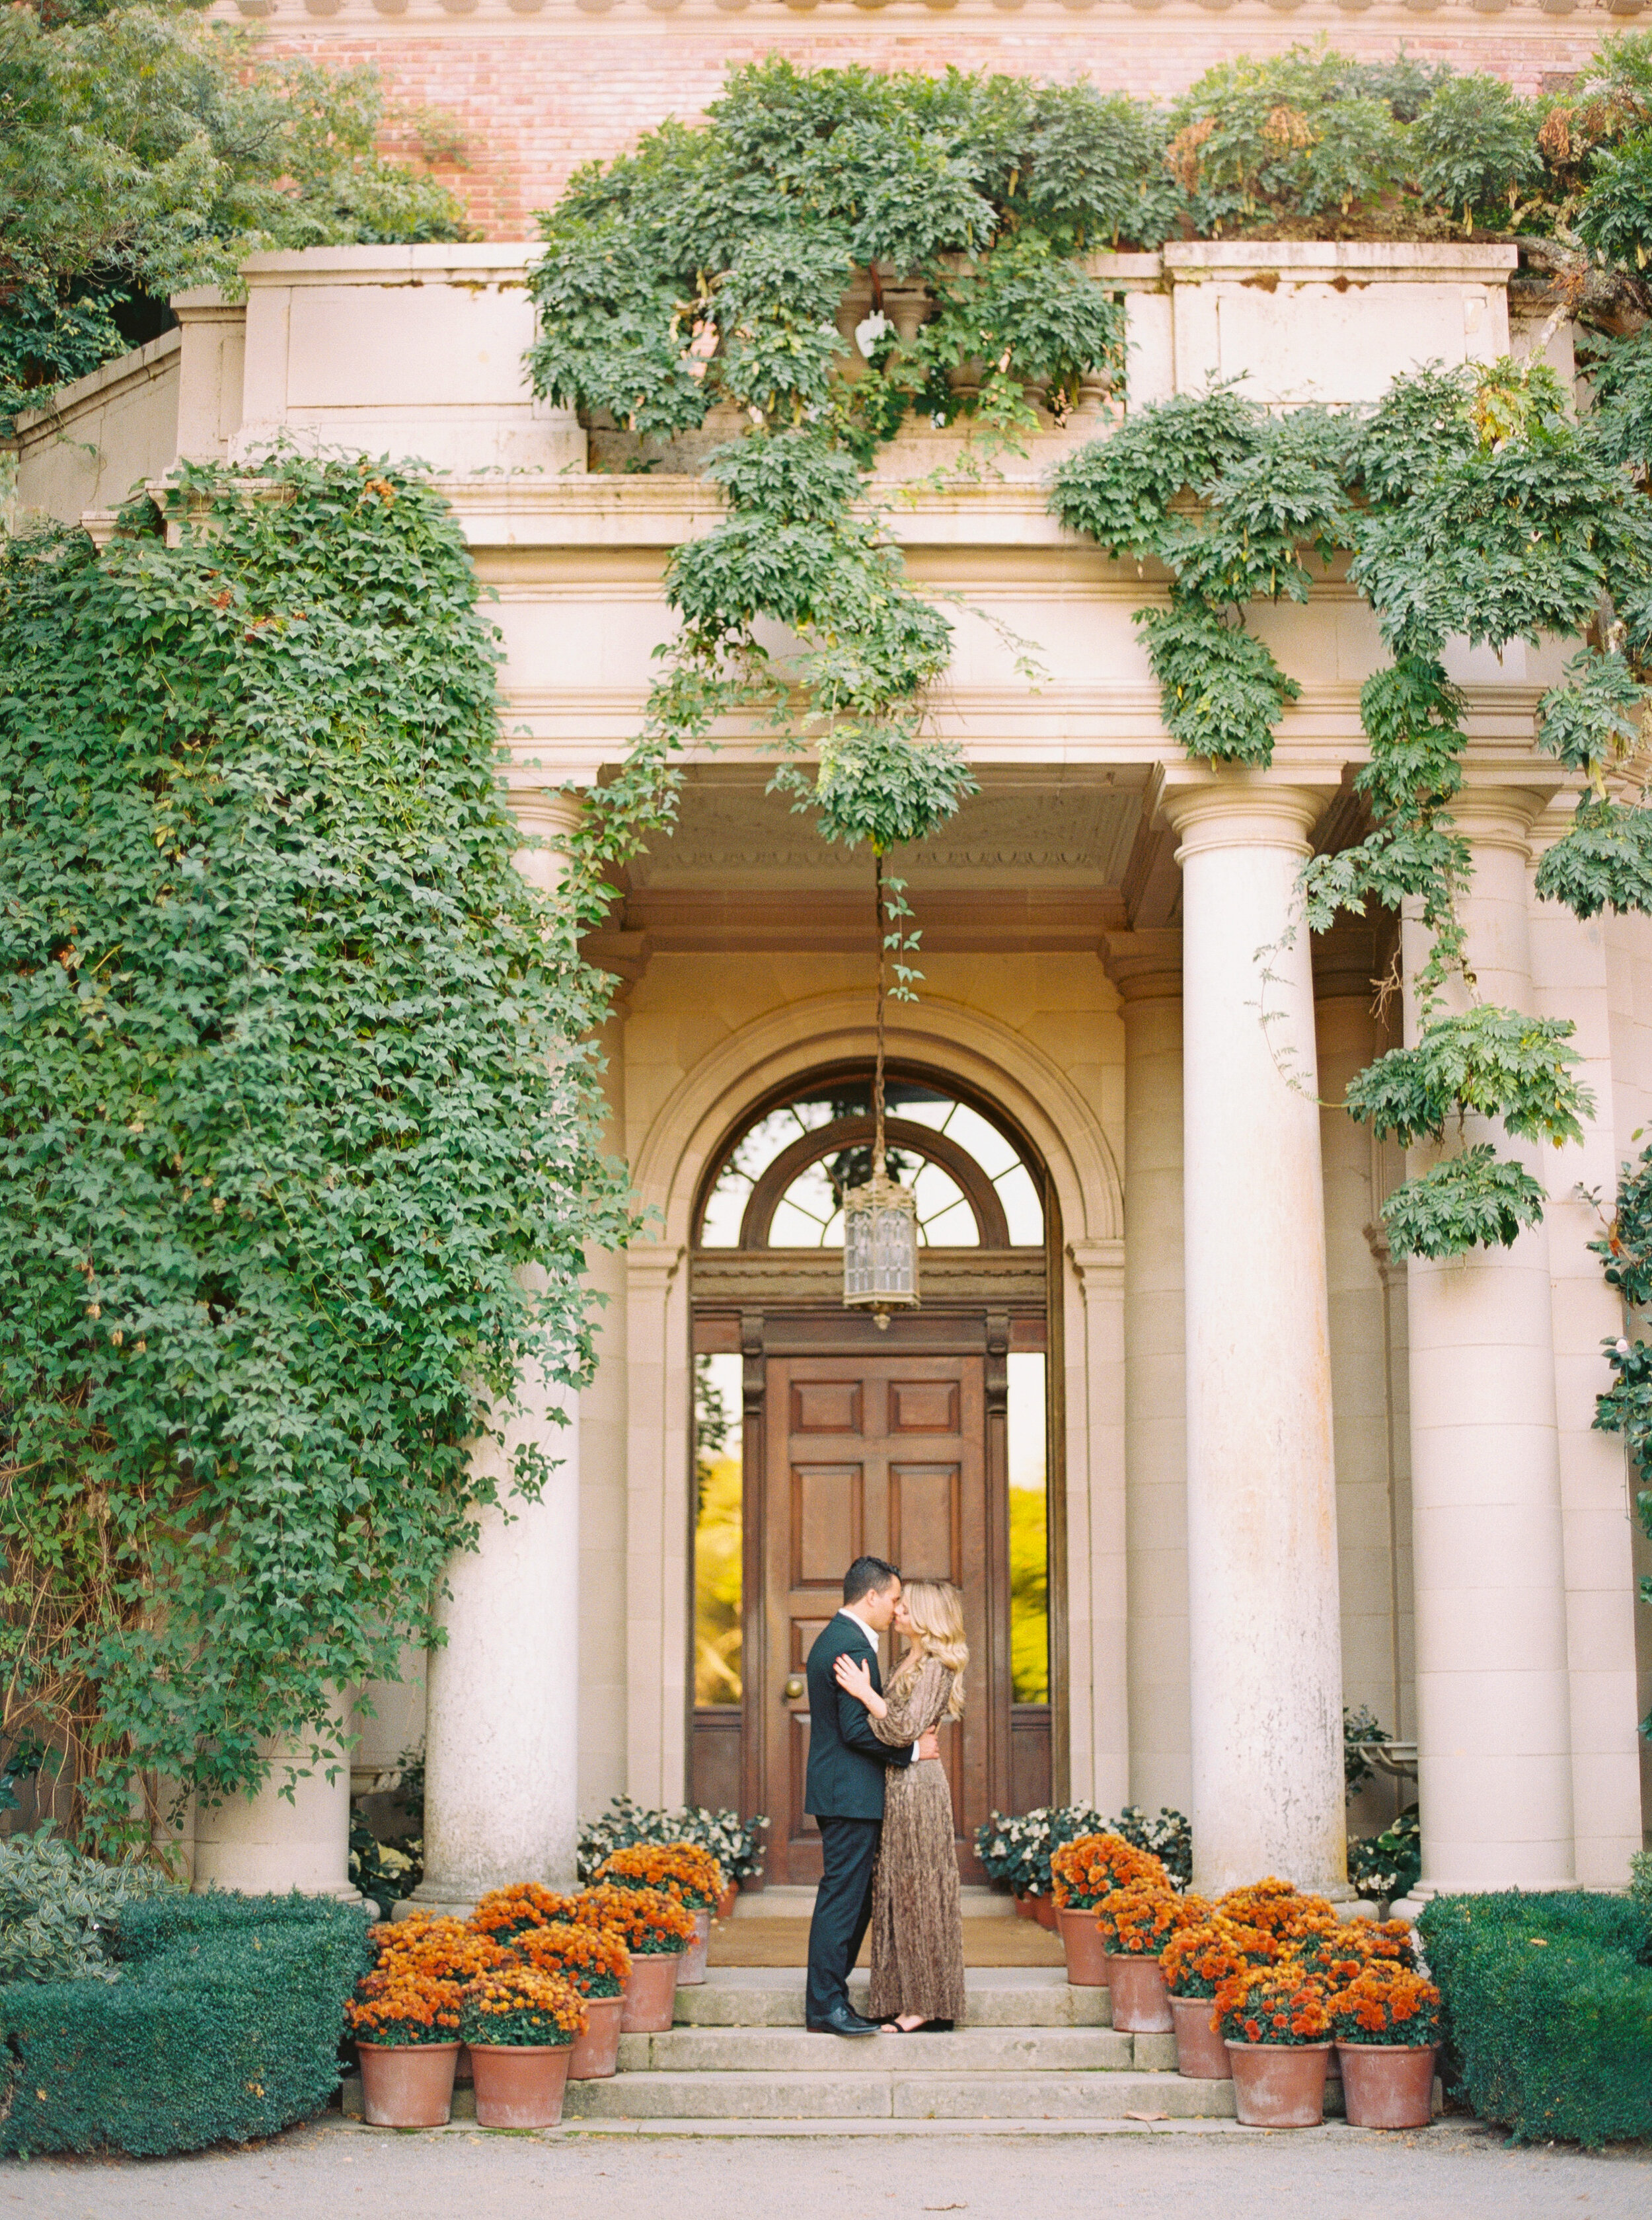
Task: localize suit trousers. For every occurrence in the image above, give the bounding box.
[805,1815,881,2024]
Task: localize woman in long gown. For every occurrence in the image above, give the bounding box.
[833,1577,968,2033]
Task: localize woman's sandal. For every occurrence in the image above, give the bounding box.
[882,2016,954,2033]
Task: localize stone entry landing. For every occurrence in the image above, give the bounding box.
[560,1969,1236,2127]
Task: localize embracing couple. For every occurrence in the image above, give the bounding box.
[802,1555,968,2037]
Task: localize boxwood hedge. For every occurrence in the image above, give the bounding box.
[1419,1890,1652,2147]
[0,1892,371,2157]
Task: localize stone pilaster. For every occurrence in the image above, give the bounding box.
[1396,790,1575,1907]
[1101,928,1189,1818]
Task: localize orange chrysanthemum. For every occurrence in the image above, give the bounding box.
[1212,1963,1332,2048]
[574,1881,698,1954]
[511,1919,631,1997]
[471,1884,585,1941]
[1049,1833,1168,1911]
[1328,1960,1441,2048]
[346,1968,465,2046]
[367,1915,507,1983]
[591,1841,724,1911]
[1098,1886,1208,1956]
[459,1966,587,2048]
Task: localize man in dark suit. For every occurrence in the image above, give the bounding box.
[803,1554,917,2036]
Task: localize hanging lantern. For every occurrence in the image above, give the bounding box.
[843,1164,919,1324]
[843,849,919,1327]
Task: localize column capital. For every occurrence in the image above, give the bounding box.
[1100,928,1182,1004]
[1447,783,1558,857]
[509,782,588,846]
[1160,773,1333,861]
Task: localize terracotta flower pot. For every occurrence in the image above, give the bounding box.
[1013,1893,1036,1922]
[1337,2042,1438,2129]
[1033,1894,1059,1932]
[716,1882,739,1921]
[1106,1952,1174,2033]
[568,1993,624,2081]
[678,1906,712,1985]
[1056,1904,1109,1986]
[356,2040,460,2128]
[1170,1993,1231,2079]
[1225,2040,1333,2129]
[469,2041,573,2129]
[620,1947,682,2032]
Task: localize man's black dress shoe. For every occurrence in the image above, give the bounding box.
[806,2003,881,2037]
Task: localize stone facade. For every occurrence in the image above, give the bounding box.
[10,60,1652,1900]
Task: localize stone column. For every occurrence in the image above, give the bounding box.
[1163,779,1347,1897]
[1396,790,1575,1906]
[406,788,585,1910]
[192,1713,357,1899]
[1101,930,1190,1818]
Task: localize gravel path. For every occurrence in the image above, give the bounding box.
[2,2113,1648,2220]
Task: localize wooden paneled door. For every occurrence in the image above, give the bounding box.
[762,1349,1004,1884]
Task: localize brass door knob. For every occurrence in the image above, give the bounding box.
[782,1675,806,1702]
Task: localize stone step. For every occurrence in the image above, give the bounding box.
[563,2068,1234,2122]
[677,1966,1109,2028]
[623,2025,1143,2075]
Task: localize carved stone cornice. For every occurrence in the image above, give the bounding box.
[1100,928,1183,1004]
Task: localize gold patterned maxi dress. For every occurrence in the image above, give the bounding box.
[866,1655,967,2024]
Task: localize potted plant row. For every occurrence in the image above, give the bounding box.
[1096,1884,1209,2032]
[591,1841,724,1984]
[1151,1877,1439,2128]
[1049,1832,1169,1986]
[346,1846,718,2129]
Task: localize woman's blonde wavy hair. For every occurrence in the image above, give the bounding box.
[891,1578,967,1719]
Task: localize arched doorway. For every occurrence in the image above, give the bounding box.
[688,1063,1057,1882]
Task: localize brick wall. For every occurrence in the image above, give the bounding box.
[223,1,1622,239]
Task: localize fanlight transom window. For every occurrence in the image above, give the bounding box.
[698,1080,1043,1250]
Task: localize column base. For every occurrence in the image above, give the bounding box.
[399,1877,486,1921]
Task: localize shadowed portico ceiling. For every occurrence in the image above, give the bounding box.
[586,764,1182,959]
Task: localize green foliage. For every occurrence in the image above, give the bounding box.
[1417,1892,1652,2147]
[0,1890,372,2157]
[1380,1145,1548,1261]
[1344,1008,1591,1150]
[1135,599,1300,767]
[1538,796,1652,920]
[576,1796,769,1886]
[1347,1807,1421,1904]
[1411,75,1541,231]
[0,1829,176,1985]
[0,455,630,1844]
[0,2,469,429]
[973,1802,1192,1894]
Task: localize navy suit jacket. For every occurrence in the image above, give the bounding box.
[802,1612,913,1821]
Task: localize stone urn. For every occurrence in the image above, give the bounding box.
[1225,2040,1333,2128]
[679,1906,712,1985]
[469,2041,574,2129]
[1105,1952,1174,2032]
[620,1948,682,2033]
[1169,1994,1231,2079]
[1336,2042,1438,2129]
[568,1993,624,2080]
[1056,1904,1108,1986]
[355,2040,460,2128]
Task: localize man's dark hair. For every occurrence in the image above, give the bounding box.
[843,1555,900,1606]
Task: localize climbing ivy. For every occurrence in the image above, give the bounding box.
[0,455,630,1848]
[1053,348,1652,1261]
[527,59,1146,955]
